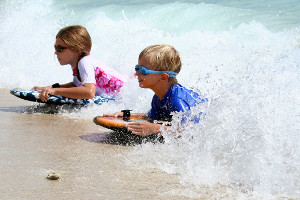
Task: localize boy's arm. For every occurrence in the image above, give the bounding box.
[125,122,169,136]
[103,112,169,135]
[103,112,147,119]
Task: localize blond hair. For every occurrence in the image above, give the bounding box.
[139,44,181,85]
[56,25,92,61]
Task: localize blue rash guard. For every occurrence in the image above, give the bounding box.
[147,84,207,122]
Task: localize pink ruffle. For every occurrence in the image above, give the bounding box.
[95,67,124,94]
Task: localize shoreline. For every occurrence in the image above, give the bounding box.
[0,88,190,200]
[2,88,284,199]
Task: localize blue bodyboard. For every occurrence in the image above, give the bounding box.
[10,89,115,105]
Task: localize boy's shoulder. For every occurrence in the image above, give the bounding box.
[167,84,203,106]
[169,84,199,98]
[152,84,200,103]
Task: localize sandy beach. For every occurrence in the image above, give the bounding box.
[2,87,296,199]
[1,0,299,198]
[0,88,194,200]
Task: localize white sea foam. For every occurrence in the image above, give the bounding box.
[0,0,299,198]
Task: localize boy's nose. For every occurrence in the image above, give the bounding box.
[135,71,143,78]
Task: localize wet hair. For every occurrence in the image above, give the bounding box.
[139,44,182,85]
[56,25,92,61]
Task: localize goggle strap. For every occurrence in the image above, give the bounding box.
[135,65,178,77]
[148,70,178,77]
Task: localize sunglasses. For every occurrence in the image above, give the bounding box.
[135,65,178,77]
[54,45,69,52]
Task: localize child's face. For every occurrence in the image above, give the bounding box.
[55,38,79,68]
[136,57,162,89]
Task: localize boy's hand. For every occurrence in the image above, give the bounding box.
[126,122,161,136]
[103,112,123,118]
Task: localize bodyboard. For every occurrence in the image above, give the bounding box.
[10,89,114,105]
[93,116,148,133]
[93,116,164,145]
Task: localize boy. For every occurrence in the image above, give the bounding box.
[104,44,206,136]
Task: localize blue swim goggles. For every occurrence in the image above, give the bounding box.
[135,65,178,78]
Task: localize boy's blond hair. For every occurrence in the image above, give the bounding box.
[139,44,182,85]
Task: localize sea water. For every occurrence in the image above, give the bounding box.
[0,0,299,199]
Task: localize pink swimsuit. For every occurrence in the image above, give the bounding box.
[73,56,125,96]
[94,67,124,94]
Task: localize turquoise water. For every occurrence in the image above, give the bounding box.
[0,0,299,199]
[51,0,300,32]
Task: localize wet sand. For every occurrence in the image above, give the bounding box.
[0,88,191,200]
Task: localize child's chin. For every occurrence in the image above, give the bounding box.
[57,60,66,65]
[139,83,145,88]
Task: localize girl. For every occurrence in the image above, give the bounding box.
[33,25,124,102]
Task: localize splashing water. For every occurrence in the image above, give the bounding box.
[1,0,299,198]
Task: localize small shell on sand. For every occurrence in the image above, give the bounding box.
[47,172,60,180]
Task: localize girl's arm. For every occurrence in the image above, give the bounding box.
[39,83,96,102]
[32,82,75,91]
[59,82,76,88]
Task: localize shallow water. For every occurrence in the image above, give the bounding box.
[0,0,299,199]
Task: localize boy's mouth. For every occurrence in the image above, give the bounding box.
[136,76,143,82]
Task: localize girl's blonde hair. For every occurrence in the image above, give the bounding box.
[56,25,92,61]
[139,44,182,85]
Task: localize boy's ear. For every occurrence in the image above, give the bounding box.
[161,73,169,81]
